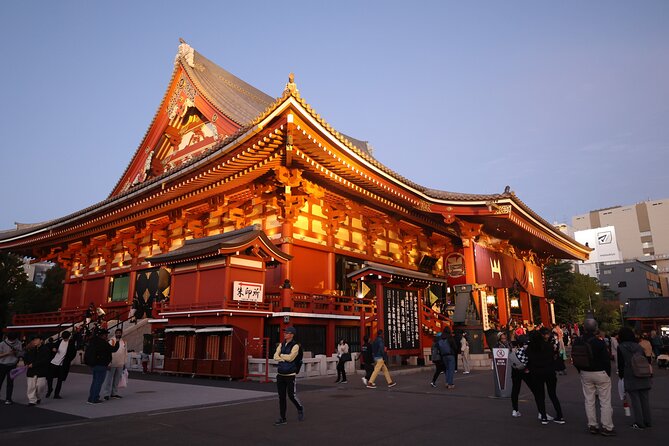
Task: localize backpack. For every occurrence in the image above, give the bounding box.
[630,351,652,378]
[294,343,304,373]
[571,337,594,369]
[438,338,452,356]
[431,343,442,363]
[509,349,526,370]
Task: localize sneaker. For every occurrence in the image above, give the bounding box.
[340,380,348,384]
[553,418,566,425]
[334,379,341,383]
[362,377,368,386]
[274,418,287,426]
[36,399,41,405]
[111,394,123,399]
[387,382,397,388]
[447,384,455,389]
[600,428,617,436]
[538,413,554,421]
[366,383,377,389]
[463,371,470,374]
[430,382,437,388]
[541,418,549,425]
[298,410,304,422]
[512,410,521,417]
[588,425,600,435]
[4,400,12,405]
[104,396,110,401]
[630,423,645,430]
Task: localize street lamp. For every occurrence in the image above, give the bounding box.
[588,291,600,311]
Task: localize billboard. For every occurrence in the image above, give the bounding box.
[574,226,622,264]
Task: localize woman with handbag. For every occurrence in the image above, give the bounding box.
[335,339,350,383]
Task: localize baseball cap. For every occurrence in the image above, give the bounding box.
[283,326,296,334]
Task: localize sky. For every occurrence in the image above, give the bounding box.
[0,1,667,231]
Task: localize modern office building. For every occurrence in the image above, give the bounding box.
[573,199,669,295]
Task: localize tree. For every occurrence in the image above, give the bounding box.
[0,252,31,329]
[11,264,63,315]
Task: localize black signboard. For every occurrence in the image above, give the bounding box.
[383,288,420,350]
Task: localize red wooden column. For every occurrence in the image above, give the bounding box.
[496,288,508,326]
[457,220,483,316]
[280,221,294,311]
[520,291,531,323]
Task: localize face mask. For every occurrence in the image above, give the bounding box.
[115,335,122,339]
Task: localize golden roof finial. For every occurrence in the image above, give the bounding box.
[285,72,299,96]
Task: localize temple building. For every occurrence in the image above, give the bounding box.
[0,41,589,378]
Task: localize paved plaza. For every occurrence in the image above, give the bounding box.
[1,364,667,445]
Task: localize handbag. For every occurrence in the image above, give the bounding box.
[118,369,129,388]
[340,352,352,362]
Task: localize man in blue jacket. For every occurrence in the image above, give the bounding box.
[366,329,396,388]
[273,326,304,425]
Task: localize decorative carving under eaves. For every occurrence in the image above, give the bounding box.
[322,204,348,237]
[520,249,538,265]
[167,76,197,120]
[365,216,388,247]
[457,219,483,240]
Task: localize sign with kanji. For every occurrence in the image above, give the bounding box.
[383,288,420,350]
[233,281,263,302]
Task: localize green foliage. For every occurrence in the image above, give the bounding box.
[0,253,64,329]
[545,260,621,331]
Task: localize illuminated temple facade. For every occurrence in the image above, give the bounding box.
[0,41,589,376]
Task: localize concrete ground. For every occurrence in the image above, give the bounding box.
[1,363,667,445]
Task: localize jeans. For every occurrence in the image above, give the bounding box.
[336,360,347,381]
[0,363,16,401]
[276,374,303,419]
[580,370,613,430]
[511,368,532,411]
[442,355,455,385]
[102,366,123,397]
[88,365,108,402]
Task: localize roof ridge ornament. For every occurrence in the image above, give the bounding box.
[284,72,299,97]
[176,38,195,68]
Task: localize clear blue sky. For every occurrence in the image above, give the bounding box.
[1,1,667,231]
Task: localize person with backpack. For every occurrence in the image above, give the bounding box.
[430,335,445,387]
[617,326,652,430]
[572,316,615,436]
[272,326,304,425]
[438,328,457,389]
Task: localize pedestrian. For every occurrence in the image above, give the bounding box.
[572,316,615,436]
[649,330,662,359]
[510,335,532,417]
[496,332,512,349]
[360,336,374,386]
[0,331,24,405]
[84,328,120,404]
[46,331,77,399]
[335,339,349,384]
[617,326,652,430]
[140,351,150,373]
[366,329,396,388]
[273,326,304,425]
[460,332,471,374]
[526,328,565,425]
[438,328,457,389]
[453,330,462,374]
[430,335,444,387]
[638,334,653,363]
[102,328,127,400]
[23,335,51,406]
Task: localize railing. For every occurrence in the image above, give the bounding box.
[159,300,272,313]
[289,293,375,316]
[421,304,451,335]
[12,308,86,326]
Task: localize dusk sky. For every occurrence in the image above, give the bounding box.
[1,1,667,231]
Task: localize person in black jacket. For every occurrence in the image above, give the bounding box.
[360,336,374,386]
[46,331,78,399]
[527,328,565,425]
[574,317,615,436]
[24,335,51,406]
[84,329,119,404]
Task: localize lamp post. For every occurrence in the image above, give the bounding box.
[588,291,600,312]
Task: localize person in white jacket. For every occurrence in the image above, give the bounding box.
[102,328,127,400]
[460,332,471,374]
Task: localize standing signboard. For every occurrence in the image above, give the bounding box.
[383,288,420,350]
[492,347,512,397]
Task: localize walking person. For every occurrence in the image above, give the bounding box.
[273,326,303,425]
[360,335,374,386]
[46,331,77,399]
[366,329,396,388]
[24,335,51,406]
[0,332,24,405]
[430,335,445,387]
[84,329,119,404]
[460,332,471,374]
[617,327,652,430]
[335,339,349,383]
[526,328,565,425]
[573,316,615,436]
[439,329,457,389]
[102,328,127,400]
